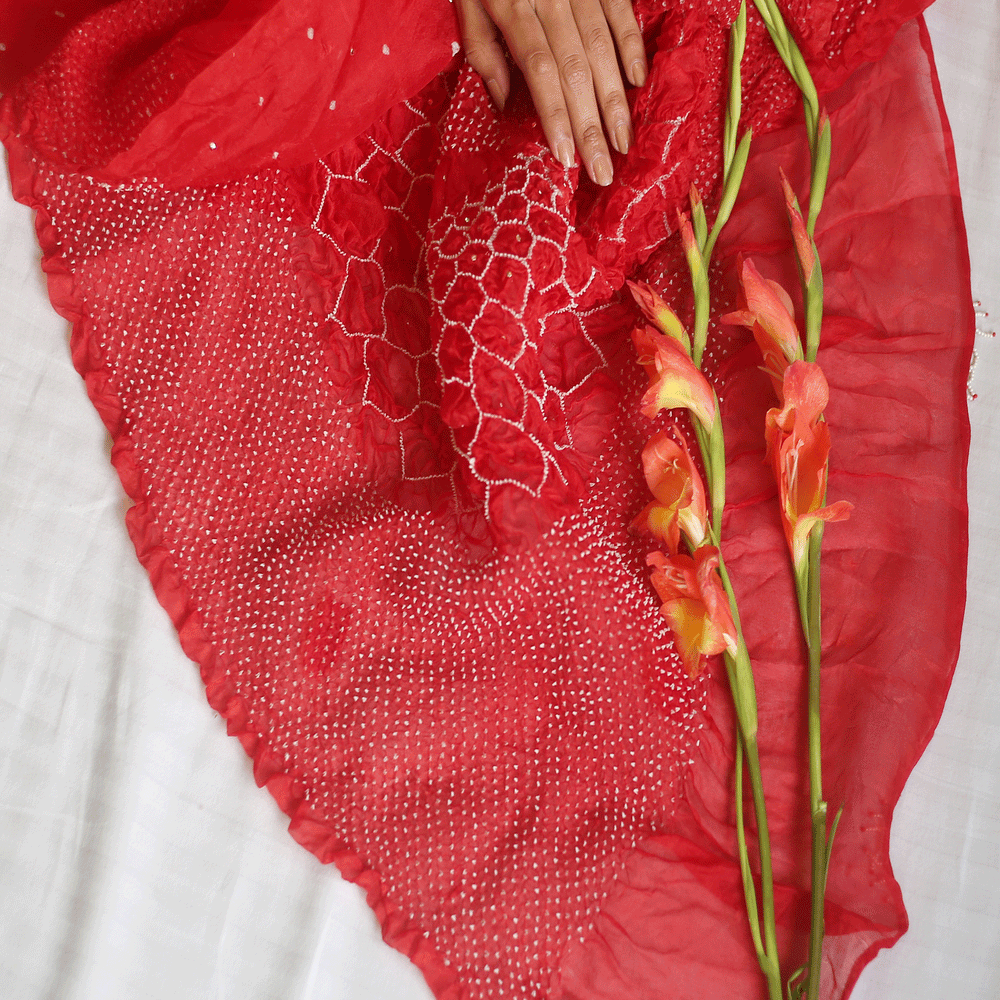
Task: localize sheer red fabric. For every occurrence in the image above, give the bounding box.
[1,2,970,999]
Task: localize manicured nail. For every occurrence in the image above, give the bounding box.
[590,153,613,187]
[615,122,632,156]
[631,60,647,88]
[555,138,575,170]
[486,77,506,111]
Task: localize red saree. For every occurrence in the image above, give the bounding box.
[0,1,971,998]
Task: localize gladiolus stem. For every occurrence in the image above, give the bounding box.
[752,0,820,142]
[804,525,828,1000]
[803,260,824,364]
[808,115,831,236]
[724,2,748,175]
[694,0,749,363]
[714,542,781,1000]
[690,260,710,369]
[733,733,764,959]
[793,522,832,1000]
[764,12,836,977]
[714,548,758,738]
[746,735,783,1000]
[694,418,726,540]
[704,130,753,265]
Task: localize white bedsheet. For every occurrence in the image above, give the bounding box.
[1,5,997,997]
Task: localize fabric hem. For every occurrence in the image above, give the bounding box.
[837,12,975,998]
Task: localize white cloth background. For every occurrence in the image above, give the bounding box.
[1,4,997,997]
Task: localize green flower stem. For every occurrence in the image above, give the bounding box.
[714,547,759,740]
[714,539,783,1000]
[686,9,783,997]
[724,1,748,174]
[690,257,711,369]
[703,130,753,265]
[753,9,835,988]
[793,525,832,1000]
[694,399,779,997]
[733,726,785,1000]
[803,526,828,1000]
[802,255,824,364]
[807,115,831,236]
[804,528,824,812]
[733,733,764,960]
[751,0,820,139]
[742,729,784,1000]
[693,1,748,366]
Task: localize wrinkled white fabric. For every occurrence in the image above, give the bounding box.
[0,5,998,999]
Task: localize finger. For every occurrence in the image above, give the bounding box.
[457,0,511,109]
[602,0,647,87]
[497,1,577,170]
[572,0,632,154]
[535,0,614,185]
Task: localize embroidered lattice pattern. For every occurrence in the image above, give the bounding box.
[31,135,700,1000]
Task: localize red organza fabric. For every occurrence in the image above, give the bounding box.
[1,2,970,999]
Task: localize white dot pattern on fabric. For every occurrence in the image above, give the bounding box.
[30,69,702,997]
[9,0,898,996]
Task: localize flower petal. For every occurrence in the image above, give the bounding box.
[631,501,681,554]
[782,359,829,427]
[766,362,851,568]
[790,500,854,569]
[646,546,736,677]
[727,259,804,395]
[633,327,717,430]
[780,170,817,285]
[636,429,708,552]
[627,281,691,353]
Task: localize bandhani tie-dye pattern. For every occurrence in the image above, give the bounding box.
[1,2,970,997]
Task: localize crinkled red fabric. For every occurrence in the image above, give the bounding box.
[1,2,969,1000]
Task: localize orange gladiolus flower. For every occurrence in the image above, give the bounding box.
[779,171,818,286]
[676,210,705,284]
[631,429,708,552]
[766,361,853,569]
[721,258,803,397]
[626,280,691,353]
[632,325,717,431]
[647,546,738,678]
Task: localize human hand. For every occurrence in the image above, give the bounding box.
[456,0,647,187]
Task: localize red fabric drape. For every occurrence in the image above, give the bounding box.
[1,2,970,998]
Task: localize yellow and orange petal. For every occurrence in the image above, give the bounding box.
[647,547,737,677]
[644,430,707,544]
[627,280,691,353]
[631,430,708,552]
[632,326,717,430]
[766,361,852,568]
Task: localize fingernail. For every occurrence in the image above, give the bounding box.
[555,139,575,171]
[590,154,613,187]
[631,60,647,88]
[615,122,632,156]
[485,78,506,111]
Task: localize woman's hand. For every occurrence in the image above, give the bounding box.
[456,0,647,186]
